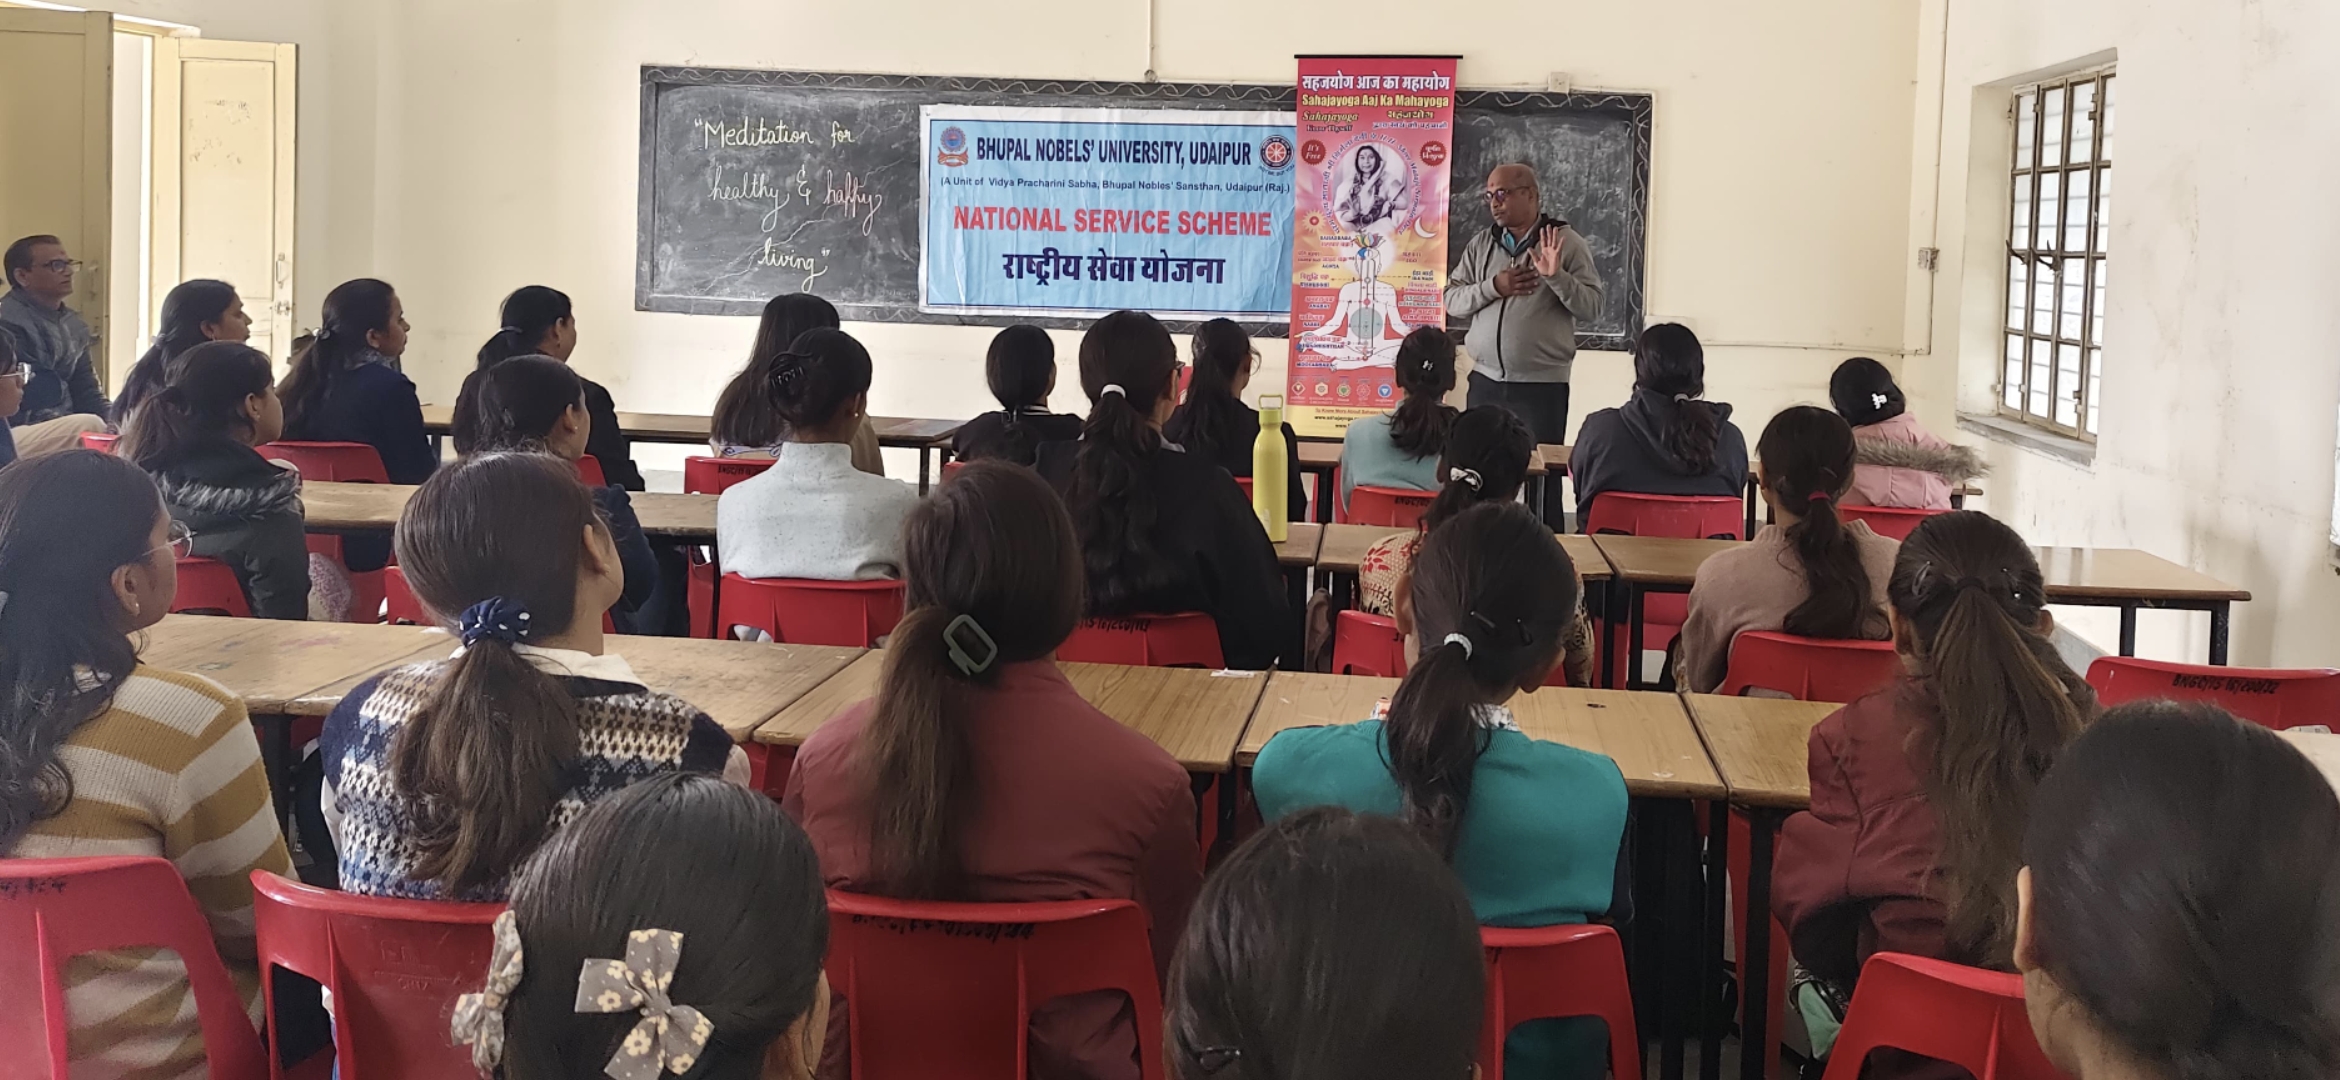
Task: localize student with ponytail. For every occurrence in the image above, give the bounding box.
[785,462,1199,1080]
[318,453,741,900]
[458,285,642,490]
[1337,326,1460,513]
[952,323,1082,465]
[709,292,885,473]
[119,341,309,619]
[1676,406,1898,693]
[1165,318,1305,520]
[1569,322,1748,528]
[1773,512,2095,1069]
[113,279,251,423]
[277,278,428,571]
[1034,310,1289,671]
[1253,500,1628,1080]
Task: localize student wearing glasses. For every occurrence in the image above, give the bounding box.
[0,235,111,456]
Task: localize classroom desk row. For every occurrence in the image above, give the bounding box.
[416,405,967,491]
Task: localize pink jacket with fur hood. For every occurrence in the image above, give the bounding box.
[1844,413,1985,510]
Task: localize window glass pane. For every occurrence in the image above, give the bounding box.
[2087,353,2101,434]
[2060,258,2087,340]
[2032,264,2056,335]
[2063,169,2092,253]
[2091,263,2107,346]
[2006,335,2026,409]
[2011,176,2032,250]
[2054,344,2081,426]
[2029,335,2053,418]
[2016,90,2037,163]
[2098,76,2115,160]
[2007,257,2028,332]
[2038,171,2061,247]
[2071,80,2098,163]
[2042,84,2067,167]
[2094,167,2112,253]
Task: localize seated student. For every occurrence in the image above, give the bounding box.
[0,333,29,468]
[716,328,920,582]
[1772,512,2095,1076]
[1676,406,1899,693]
[0,450,292,1077]
[952,323,1082,466]
[1165,318,1305,520]
[459,285,643,490]
[113,279,251,424]
[1830,357,1982,511]
[119,341,310,620]
[457,772,830,1080]
[784,461,1199,1080]
[1166,807,1485,1080]
[1034,310,1289,671]
[455,355,658,630]
[1570,322,1748,530]
[710,292,884,474]
[276,278,429,572]
[1254,500,1629,1079]
[318,452,743,900]
[0,234,110,455]
[1338,326,1458,513]
[1356,405,1598,686]
[2017,702,2340,1080]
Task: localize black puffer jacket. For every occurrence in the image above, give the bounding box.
[151,442,311,620]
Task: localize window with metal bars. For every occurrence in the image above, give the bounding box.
[2002,68,2114,437]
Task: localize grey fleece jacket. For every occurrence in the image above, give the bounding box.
[1443,217,1603,384]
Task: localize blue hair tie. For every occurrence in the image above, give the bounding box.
[459,597,533,647]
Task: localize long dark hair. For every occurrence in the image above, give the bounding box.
[1165,318,1253,460]
[1388,327,1459,458]
[978,324,1059,464]
[502,773,830,1080]
[1828,356,1907,427]
[475,285,573,371]
[1388,501,1580,856]
[1064,310,1180,615]
[116,279,240,421]
[0,452,168,848]
[280,278,398,439]
[389,452,609,894]
[1420,406,1533,534]
[769,328,872,432]
[2024,702,2340,1080]
[1166,807,1485,1080]
[863,462,1083,899]
[1888,511,2093,968]
[711,293,841,448]
[1634,323,1721,473]
[119,342,276,470]
[1757,406,1878,639]
[454,355,584,456]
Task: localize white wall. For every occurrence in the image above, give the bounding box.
[1907,0,2340,665]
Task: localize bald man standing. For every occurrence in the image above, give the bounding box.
[1445,164,1603,469]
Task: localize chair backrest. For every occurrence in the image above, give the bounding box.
[78,431,119,453]
[682,455,774,495]
[1232,474,1254,499]
[575,455,607,487]
[825,890,1164,1080]
[1583,493,1747,540]
[0,856,270,1080]
[1718,631,1901,703]
[1058,613,1227,669]
[939,460,967,485]
[383,565,428,626]
[1332,609,1407,677]
[172,556,254,618]
[1838,504,1947,542]
[249,870,503,1080]
[1478,924,1640,1080]
[258,441,391,484]
[1348,484,1436,529]
[717,574,905,647]
[2086,656,2340,731]
[1819,953,2064,1080]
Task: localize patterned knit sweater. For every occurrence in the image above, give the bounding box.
[318,646,738,901]
[5,665,293,1079]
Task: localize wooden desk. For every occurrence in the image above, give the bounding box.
[1591,535,1746,690]
[141,615,448,715]
[2284,731,2340,794]
[1292,440,1552,523]
[1274,522,1323,569]
[756,652,1268,775]
[301,481,717,542]
[419,406,964,489]
[1317,525,1613,613]
[2036,547,2252,664]
[612,636,862,741]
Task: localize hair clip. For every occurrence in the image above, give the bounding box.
[576,929,715,1080]
[1192,1046,1243,1073]
[944,613,1001,677]
[1448,466,1483,491]
[451,910,526,1071]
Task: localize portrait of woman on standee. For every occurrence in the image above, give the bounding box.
[1335,144,1412,234]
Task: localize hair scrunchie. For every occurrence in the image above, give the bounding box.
[459,597,534,647]
[1442,632,1475,659]
[770,351,810,389]
[1448,466,1483,491]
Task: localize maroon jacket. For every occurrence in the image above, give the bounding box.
[782,660,1201,1080]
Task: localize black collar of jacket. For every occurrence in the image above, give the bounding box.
[153,442,301,522]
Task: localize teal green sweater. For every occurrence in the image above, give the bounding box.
[1337,412,1442,512]
[1253,715,1630,1080]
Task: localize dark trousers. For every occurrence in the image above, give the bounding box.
[1468,372,1571,526]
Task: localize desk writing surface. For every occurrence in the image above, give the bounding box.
[141,615,444,715]
[1539,444,1573,473]
[1683,694,1839,809]
[869,417,964,446]
[1316,524,1409,574]
[1557,533,1611,581]
[1238,672,1398,765]
[612,636,863,740]
[302,482,716,541]
[1275,523,1324,569]
[1295,440,1548,477]
[1591,535,1744,587]
[2034,547,2252,603]
[2283,731,2340,794]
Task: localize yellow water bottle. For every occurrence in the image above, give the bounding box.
[1253,394,1289,542]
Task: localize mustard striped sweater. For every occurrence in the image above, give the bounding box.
[6,664,293,1079]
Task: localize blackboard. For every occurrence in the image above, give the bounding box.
[637,68,1649,345]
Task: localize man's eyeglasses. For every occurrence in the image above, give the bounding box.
[151,521,196,561]
[37,259,81,275]
[1482,185,1535,204]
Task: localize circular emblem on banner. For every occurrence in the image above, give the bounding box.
[1376,383,1394,400]
[1315,381,1332,397]
[1420,141,1448,167]
[937,126,970,167]
[1260,134,1294,172]
[1300,139,1327,165]
[1336,381,1354,399]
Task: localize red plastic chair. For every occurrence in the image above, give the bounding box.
[1583,493,1746,668]
[683,455,775,495]
[78,431,119,453]
[173,556,255,617]
[249,870,504,1080]
[939,460,968,485]
[1332,610,1408,677]
[259,441,391,622]
[1819,953,2064,1080]
[1348,484,1436,529]
[2086,656,2340,731]
[824,890,1165,1080]
[382,566,428,626]
[717,574,904,647]
[1717,632,1901,703]
[1059,613,1227,668]
[1233,475,1254,500]
[0,856,270,1080]
[1839,504,1946,542]
[1478,924,1640,1080]
[575,454,607,487]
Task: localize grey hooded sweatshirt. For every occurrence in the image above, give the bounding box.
[1443,216,1604,384]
